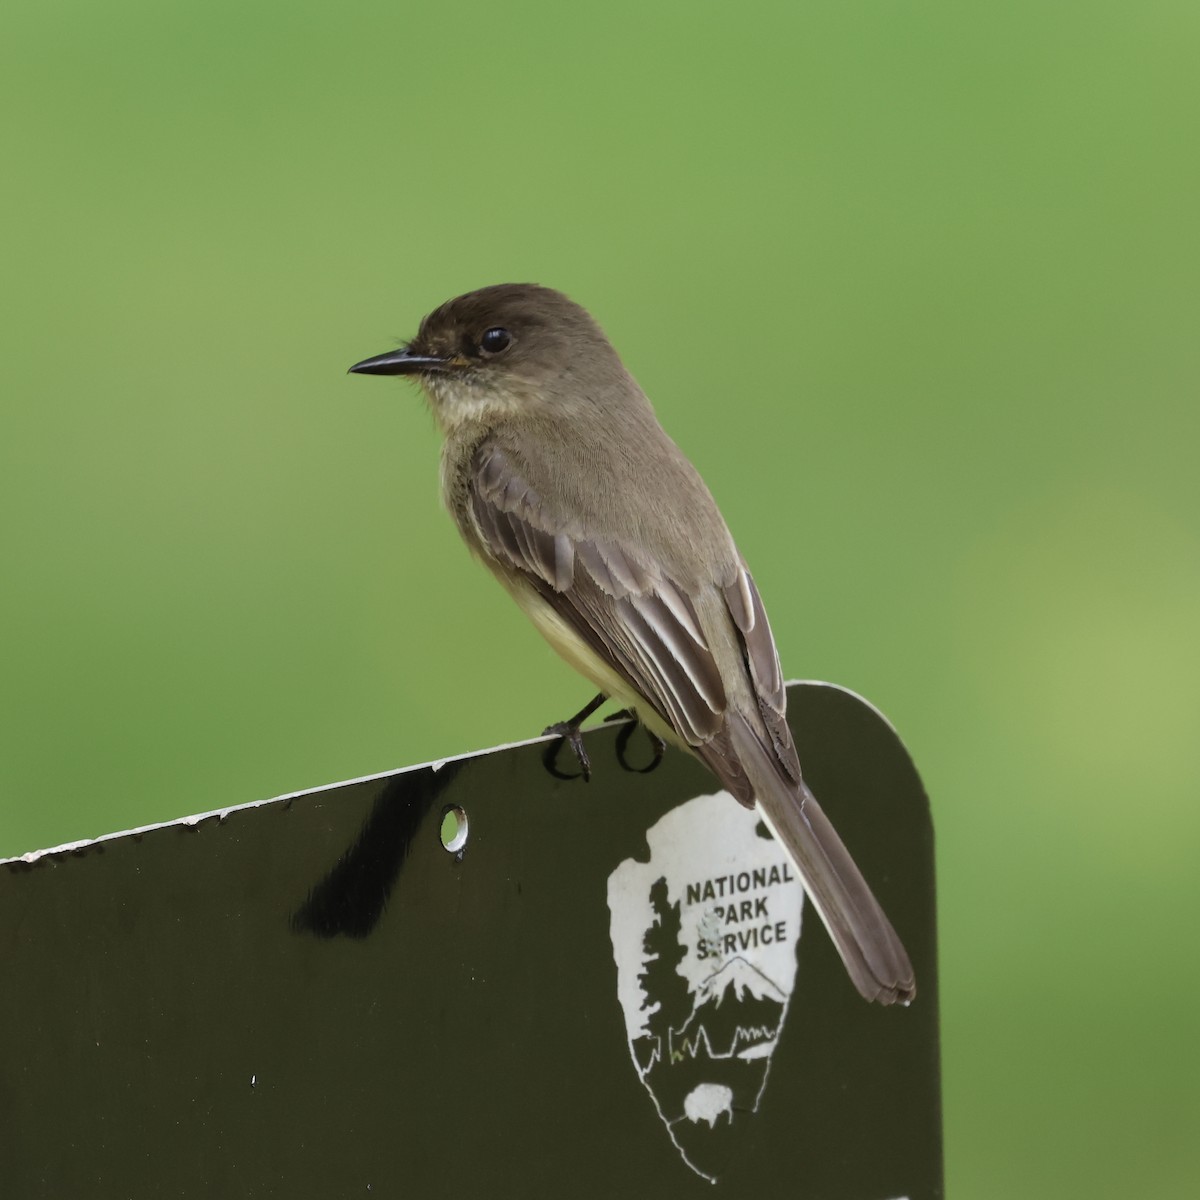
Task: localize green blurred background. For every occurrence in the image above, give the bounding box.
[2,1,1196,1195]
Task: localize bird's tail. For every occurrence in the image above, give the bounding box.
[726,710,916,1006]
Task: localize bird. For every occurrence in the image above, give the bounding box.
[350,283,915,1005]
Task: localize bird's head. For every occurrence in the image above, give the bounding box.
[350,283,629,431]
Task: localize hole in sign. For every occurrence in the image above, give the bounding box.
[439,806,469,855]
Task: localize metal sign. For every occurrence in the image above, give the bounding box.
[0,682,941,1197]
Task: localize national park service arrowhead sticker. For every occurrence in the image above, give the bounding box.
[606,790,805,1182]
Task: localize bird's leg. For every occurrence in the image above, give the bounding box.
[542,693,607,782]
[607,709,667,774]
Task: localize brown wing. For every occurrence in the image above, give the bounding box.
[469,441,734,747]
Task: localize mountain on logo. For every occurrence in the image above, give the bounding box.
[681,956,786,1061]
[693,955,787,1009]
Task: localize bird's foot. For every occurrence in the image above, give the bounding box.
[542,720,593,781]
[542,693,607,782]
[604,708,667,774]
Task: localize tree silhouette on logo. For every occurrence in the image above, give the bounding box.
[637,876,693,1046]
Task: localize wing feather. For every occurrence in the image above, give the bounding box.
[468,444,726,746]
[723,567,800,784]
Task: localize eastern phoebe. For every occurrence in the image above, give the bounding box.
[350,284,915,1005]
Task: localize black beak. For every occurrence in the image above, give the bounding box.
[348,347,449,376]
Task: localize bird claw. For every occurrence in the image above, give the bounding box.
[541,693,605,782]
[540,694,664,781]
[542,720,593,782]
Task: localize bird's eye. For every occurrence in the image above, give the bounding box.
[479,327,512,355]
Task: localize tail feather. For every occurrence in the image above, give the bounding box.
[725,710,916,1006]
